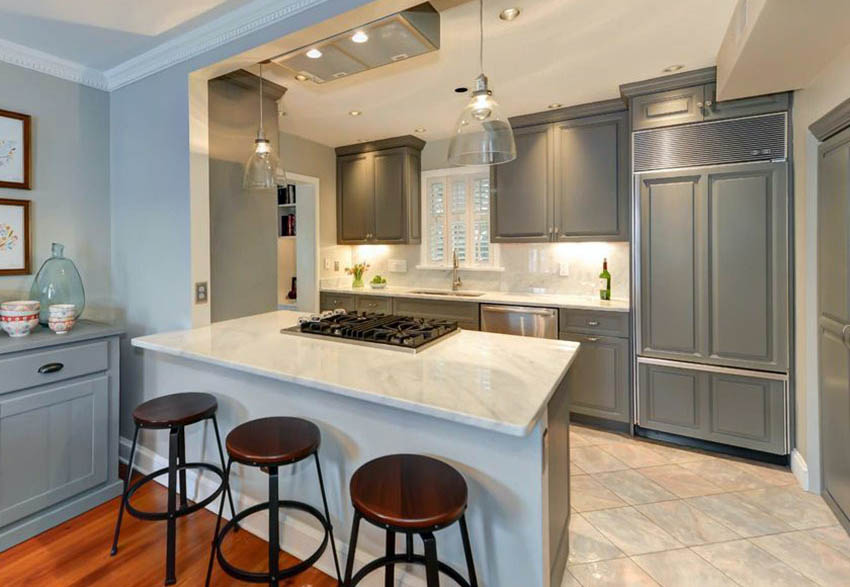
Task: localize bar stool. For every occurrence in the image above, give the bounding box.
[344,454,478,586]
[205,416,342,586]
[110,392,237,585]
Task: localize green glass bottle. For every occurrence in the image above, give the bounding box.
[599,257,611,300]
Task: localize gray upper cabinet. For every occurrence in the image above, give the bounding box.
[702,84,790,122]
[638,161,788,372]
[336,136,424,245]
[553,112,628,240]
[491,124,552,242]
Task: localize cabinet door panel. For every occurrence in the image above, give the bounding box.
[0,376,109,526]
[491,125,551,242]
[639,363,701,431]
[408,153,422,242]
[709,373,785,453]
[703,84,789,121]
[319,292,357,312]
[355,296,392,314]
[554,113,628,240]
[631,86,705,130]
[707,163,787,371]
[337,154,373,243]
[373,149,406,242]
[640,173,704,359]
[560,333,629,422]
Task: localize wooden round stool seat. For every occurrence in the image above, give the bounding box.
[350,454,468,530]
[132,392,218,429]
[225,417,320,466]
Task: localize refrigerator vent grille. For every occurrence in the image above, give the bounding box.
[633,112,786,172]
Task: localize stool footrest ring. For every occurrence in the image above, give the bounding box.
[124,462,224,521]
[214,499,331,583]
[350,552,472,586]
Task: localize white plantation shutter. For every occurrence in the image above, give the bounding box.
[422,168,495,268]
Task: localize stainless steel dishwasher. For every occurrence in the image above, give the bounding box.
[480,304,559,339]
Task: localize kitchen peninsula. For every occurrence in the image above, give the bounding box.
[132,310,578,586]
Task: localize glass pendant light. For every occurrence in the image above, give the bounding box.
[448,0,516,166]
[243,62,286,189]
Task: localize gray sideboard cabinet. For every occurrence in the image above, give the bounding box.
[0,321,123,550]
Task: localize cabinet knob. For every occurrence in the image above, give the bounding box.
[38,362,64,374]
[705,99,713,107]
[586,336,599,342]
[697,101,704,108]
[843,324,850,349]
[587,320,600,327]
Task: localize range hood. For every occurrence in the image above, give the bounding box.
[272,2,439,84]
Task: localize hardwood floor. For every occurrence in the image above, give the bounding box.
[0,474,338,586]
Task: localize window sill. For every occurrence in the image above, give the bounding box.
[415,264,506,272]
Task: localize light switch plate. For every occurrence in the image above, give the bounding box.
[334,260,340,272]
[388,259,407,273]
[195,281,208,304]
[324,257,331,270]
[559,262,570,277]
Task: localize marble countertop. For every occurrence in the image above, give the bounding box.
[0,320,123,355]
[321,284,630,312]
[131,311,579,437]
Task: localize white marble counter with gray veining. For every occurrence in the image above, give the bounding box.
[131,310,579,436]
[321,284,630,312]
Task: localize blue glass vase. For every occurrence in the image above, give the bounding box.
[29,243,86,324]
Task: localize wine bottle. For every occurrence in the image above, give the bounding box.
[599,258,611,301]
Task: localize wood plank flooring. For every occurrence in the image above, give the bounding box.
[0,474,337,586]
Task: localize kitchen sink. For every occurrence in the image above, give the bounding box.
[409,290,485,297]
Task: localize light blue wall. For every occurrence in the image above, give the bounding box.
[109,0,368,436]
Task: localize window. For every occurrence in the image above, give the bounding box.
[422,167,498,269]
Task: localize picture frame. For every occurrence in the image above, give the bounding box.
[0,109,31,190]
[0,198,31,275]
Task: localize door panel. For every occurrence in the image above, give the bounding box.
[560,333,629,422]
[706,163,788,371]
[640,173,703,359]
[337,153,373,243]
[640,364,701,431]
[373,149,406,242]
[491,124,551,242]
[631,85,705,130]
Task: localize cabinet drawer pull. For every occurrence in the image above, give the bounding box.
[587,320,600,327]
[38,362,65,374]
[586,337,599,342]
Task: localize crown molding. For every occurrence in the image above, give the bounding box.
[103,0,331,91]
[0,38,108,90]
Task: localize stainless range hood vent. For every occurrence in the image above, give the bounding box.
[272,2,439,84]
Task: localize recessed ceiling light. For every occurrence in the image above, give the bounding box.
[499,7,521,21]
[349,110,362,117]
[414,127,426,133]
[547,103,562,109]
[306,48,323,59]
[454,86,468,93]
[351,30,369,43]
[294,74,308,81]
[663,64,684,73]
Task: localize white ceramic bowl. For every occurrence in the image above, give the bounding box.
[48,317,76,335]
[1,300,40,313]
[1,308,41,317]
[48,304,77,318]
[1,313,39,337]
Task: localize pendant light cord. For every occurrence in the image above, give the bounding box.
[479,0,484,75]
[258,62,264,136]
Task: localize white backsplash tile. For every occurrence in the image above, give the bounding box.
[321,242,629,299]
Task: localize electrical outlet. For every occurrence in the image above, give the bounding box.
[334,260,340,272]
[324,257,331,270]
[559,262,570,277]
[195,281,208,304]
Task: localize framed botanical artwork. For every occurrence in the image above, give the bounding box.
[0,109,31,190]
[0,198,31,275]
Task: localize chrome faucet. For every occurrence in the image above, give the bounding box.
[452,249,462,291]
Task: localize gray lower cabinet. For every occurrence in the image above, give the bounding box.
[355,295,392,314]
[320,292,357,312]
[638,161,788,372]
[392,297,480,331]
[547,378,570,587]
[0,322,122,550]
[560,332,629,423]
[637,360,787,454]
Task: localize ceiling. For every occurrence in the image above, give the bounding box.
[0,0,252,70]
[269,0,738,147]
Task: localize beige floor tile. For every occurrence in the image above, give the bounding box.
[641,441,713,464]
[692,539,817,586]
[583,507,682,555]
[679,458,773,492]
[632,549,738,586]
[686,493,793,537]
[568,558,659,586]
[635,500,741,546]
[806,525,850,559]
[752,530,850,585]
[570,425,631,446]
[567,514,625,564]
[594,469,676,505]
[638,464,724,498]
[570,428,593,448]
[598,442,668,468]
[571,475,627,512]
[561,569,583,587]
[726,458,797,486]
[571,446,629,474]
[735,486,837,530]
[571,460,586,475]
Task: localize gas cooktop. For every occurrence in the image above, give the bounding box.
[281,310,459,353]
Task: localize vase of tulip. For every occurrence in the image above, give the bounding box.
[346,262,370,288]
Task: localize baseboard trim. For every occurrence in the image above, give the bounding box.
[791,448,810,491]
[119,436,424,586]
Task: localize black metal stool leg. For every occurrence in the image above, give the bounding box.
[385,530,396,587]
[165,427,179,585]
[459,515,478,587]
[177,426,188,509]
[314,453,342,583]
[212,415,239,529]
[110,425,139,556]
[422,532,440,587]
[205,458,232,587]
[406,533,414,562]
[344,511,361,585]
[268,465,280,587]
